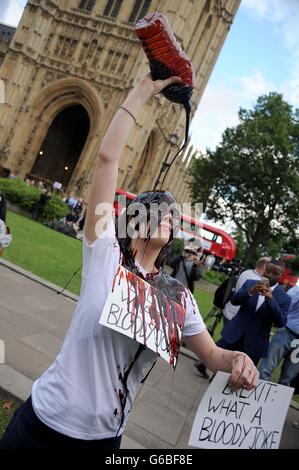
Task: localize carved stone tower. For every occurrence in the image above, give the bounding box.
[0,0,240,202]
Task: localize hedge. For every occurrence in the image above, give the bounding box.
[0,177,68,220]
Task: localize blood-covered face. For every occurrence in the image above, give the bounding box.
[125,191,180,244]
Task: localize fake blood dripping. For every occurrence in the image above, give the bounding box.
[114,265,187,368]
[114,346,144,432]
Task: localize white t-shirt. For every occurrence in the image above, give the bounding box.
[223,269,262,320]
[32,222,206,440]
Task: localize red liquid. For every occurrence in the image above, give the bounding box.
[135,12,195,108]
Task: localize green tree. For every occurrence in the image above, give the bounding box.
[189,93,299,264]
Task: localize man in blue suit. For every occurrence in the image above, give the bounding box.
[218,260,291,365]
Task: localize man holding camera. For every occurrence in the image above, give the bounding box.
[218,259,291,365]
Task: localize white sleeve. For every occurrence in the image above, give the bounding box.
[81,220,117,294]
[182,290,206,337]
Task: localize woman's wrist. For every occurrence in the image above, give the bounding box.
[131,80,153,102]
[120,81,151,120]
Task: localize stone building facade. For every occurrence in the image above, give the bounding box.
[0,0,240,202]
[0,23,15,67]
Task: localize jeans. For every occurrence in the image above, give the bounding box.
[259,327,299,385]
[0,396,122,449]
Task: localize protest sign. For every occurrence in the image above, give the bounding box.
[189,371,294,449]
[100,265,186,366]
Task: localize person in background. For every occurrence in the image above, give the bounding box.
[194,256,271,378]
[66,195,78,211]
[204,252,216,270]
[219,259,291,365]
[0,218,12,256]
[33,189,51,221]
[259,284,299,385]
[222,257,271,323]
[0,191,7,223]
[170,245,203,293]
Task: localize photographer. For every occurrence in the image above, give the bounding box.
[170,245,203,293]
[218,260,291,365]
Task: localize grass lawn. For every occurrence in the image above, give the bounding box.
[2,210,297,402]
[0,388,23,439]
[3,210,83,296]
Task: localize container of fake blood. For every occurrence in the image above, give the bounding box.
[134,12,195,112]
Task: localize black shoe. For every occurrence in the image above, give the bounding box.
[194,361,209,379]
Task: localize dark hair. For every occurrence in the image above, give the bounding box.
[116,190,179,274]
[268,258,284,267]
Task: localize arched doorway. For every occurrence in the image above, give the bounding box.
[31,105,90,187]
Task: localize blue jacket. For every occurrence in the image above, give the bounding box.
[222,280,291,358]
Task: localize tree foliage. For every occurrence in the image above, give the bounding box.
[189,93,299,264]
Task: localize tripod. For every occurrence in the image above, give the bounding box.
[203,305,223,338]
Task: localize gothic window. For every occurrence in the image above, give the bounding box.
[103,0,113,16]
[78,42,89,63]
[54,37,61,57]
[87,39,97,59]
[117,53,128,75]
[91,46,103,67]
[55,35,71,58]
[103,0,123,18]
[205,14,212,29]
[203,0,211,13]
[104,50,114,70]
[44,33,53,52]
[69,39,78,58]
[109,51,121,73]
[111,0,123,18]
[128,0,151,24]
[79,0,95,12]
[61,37,71,59]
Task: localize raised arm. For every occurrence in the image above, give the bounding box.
[84,73,182,245]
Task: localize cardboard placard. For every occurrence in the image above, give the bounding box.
[100,265,186,366]
[189,371,294,449]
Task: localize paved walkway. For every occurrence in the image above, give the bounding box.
[0,259,298,449]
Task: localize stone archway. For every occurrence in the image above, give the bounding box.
[30,105,90,186]
[16,77,103,195]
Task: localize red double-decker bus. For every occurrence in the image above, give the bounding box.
[278,254,299,287]
[113,188,237,261]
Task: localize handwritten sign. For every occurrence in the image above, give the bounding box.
[189,371,294,449]
[99,265,186,366]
